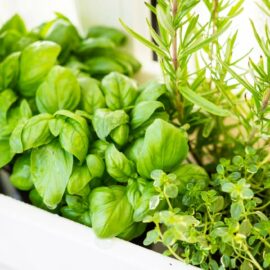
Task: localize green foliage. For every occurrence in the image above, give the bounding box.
[141,149,270,269]
[89,186,133,238]
[18,41,61,97]
[2,4,270,268]
[137,119,189,178]
[31,140,73,209]
[10,152,32,190]
[36,65,81,114]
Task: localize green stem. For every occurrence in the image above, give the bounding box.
[245,247,263,270]
[155,222,184,262]
[247,152,270,181]
[259,237,270,249]
[261,88,270,113]
[164,192,174,211]
[255,200,270,210]
[171,0,184,122]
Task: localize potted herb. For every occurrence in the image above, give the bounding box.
[1,0,270,269]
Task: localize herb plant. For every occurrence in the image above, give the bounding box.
[0,1,270,269]
[120,0,270,269]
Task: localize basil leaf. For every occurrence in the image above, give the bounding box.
[9,121,27,154]
[0,14,26,34]
[36,65,81,114]
[55,111,90,162]
[67,163,91,195]
[21,113,54,151]
[78,76,105,115]
[86,154,105,179]
[173,164,209,193]
[31,140,73,209]
[132,111,169,139]
[77,37,115,56]
[87,26,127,46]
[131,101,164,129]
[48,118,65,137]
[110,124,129,146]
[0,99,32,140]
[10,152,33,190]
[136,82,166,104]
[137,119,189,178]
[0,138,14,168]
[40,17,81,63]
[86,57,125,77]
[0,31,21,61]
[127,178,148,208]
[118,222,146,241]
[89,186,133,238]
[61,194,91,226]
[0,89,17,120]
[105,144,136,182]
[89,140,110,158]
[0,52,20,91]
[18,41,61,97]
[125,138,144,163]
[92,109,129,140]
[101,72,138,110]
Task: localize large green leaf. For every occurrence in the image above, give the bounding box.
[87,26,127,46]
[77,37,115,56]
[0,99,32,141]
[135,82,166,104]
[92,108,129,140]
[131,101,164,129]
[10,152,33,191]
[110,124,129,146]
[0,14,26,34]
[86,57,125,77]
[36,65,81,114]
[89,186,133,238]
[31,140,73,209]
[78,76,105,115]
[105,144,136,182]
[86,154,105,179]
[137,119,189,178]
[101,72,138,110]
[67,163,91,195]
[172,164,209,193]
[40,17,81,63]
[21,113,54,151]
[54,110,90,162]
[0,138,14,168]
[0,52,21,91]
[18,41,61,97]
[0,89,17,120]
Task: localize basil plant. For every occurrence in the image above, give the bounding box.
[0,14,205,243]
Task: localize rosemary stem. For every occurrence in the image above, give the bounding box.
[172,0,178,71]
[261,88,270,112]
[171,0,183,122]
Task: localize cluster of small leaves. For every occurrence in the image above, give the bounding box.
[143,148,270,269]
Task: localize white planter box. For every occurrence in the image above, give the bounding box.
[0,194,197,270]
